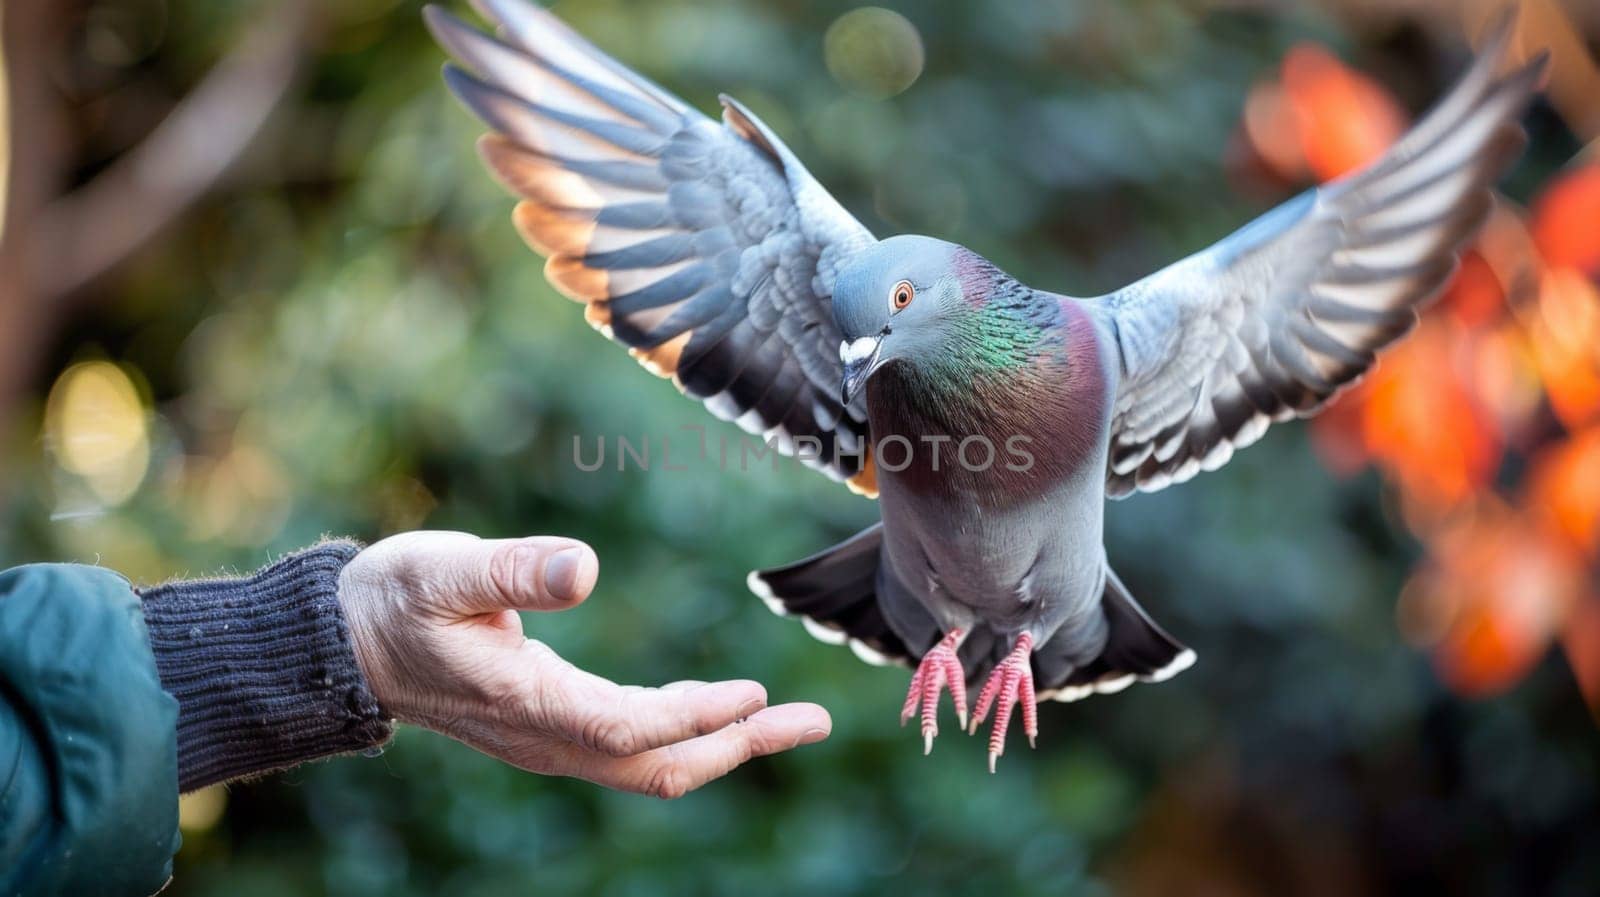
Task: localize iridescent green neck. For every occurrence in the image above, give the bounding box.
[919,291,1061,395]
[863,290,1108,501]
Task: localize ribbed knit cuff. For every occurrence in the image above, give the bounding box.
[137,541,393,791]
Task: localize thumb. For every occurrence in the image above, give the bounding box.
[430,534,600,616]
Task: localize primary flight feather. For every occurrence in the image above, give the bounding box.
[427,0,1548,770]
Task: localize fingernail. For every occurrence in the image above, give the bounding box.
[792,727,829,748]
[544,548,585,601]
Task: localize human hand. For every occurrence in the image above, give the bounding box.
[337,531,831,798]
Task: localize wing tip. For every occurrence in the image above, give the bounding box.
[420,3,453,35]
[628,332,690,379]
[1510,48,1553,95]
[423,4,484,58]
[512,199,599,257]
[440,62,507,128]
[1474,5,1518,61]
[544,253,610,303]
[440,59,473,93]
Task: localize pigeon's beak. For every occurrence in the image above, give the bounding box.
[840,335,883,405]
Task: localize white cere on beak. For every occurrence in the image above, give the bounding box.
[841,336,881,366]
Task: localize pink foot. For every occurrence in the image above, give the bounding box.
[968,632,1038,773]
[900,628,968,754]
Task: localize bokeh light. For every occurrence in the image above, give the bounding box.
[178,786,228,834]
[1532,164,1600,275]
[823,7,924,99]
[1276,23,1600,725]
[44,361,152,507]
[179,442,292,546]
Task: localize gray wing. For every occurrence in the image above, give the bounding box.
[1095,23,1546,498]
[427,1,878,493]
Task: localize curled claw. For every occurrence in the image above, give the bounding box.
[969,632,1036,772]
[1021,666,1038,749]
[900,663,925,727]
[900,629,966,754]
[969,668,1002,735]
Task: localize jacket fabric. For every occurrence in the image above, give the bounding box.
[0,543,391,896]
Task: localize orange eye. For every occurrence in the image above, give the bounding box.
[891,280,915,311]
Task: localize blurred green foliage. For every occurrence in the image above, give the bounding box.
[4,1,1597,895]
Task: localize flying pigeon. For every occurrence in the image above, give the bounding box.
[426,0,1548,770]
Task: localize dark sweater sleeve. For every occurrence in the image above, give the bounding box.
[136,541,393,792]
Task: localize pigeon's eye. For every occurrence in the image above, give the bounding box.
[890,281,915,312]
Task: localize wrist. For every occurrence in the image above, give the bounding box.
[137,540,393,791]
[335,555,406,721]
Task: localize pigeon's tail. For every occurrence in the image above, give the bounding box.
[1038,566,1196,702]
[747,524,913,668]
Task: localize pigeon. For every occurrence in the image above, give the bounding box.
[427,0,1548,770]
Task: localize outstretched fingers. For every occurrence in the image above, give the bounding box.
[539,661,772,758]
[567,703,832,799]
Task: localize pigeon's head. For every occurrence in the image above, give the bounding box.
[833,235,972,404]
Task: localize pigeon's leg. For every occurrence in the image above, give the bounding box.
[900,628,968,755]
[968,632,1037,773]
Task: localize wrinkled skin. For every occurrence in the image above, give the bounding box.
[338,531,831,798]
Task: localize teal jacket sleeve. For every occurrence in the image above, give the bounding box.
[0,564,181,897]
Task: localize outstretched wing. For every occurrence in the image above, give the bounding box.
[1095,21,1546,498]
[427,0,878,493]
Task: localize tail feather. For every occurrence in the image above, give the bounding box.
[747,524,912,667]
[1039,566,1195,702]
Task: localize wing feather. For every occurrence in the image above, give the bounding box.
[1097,21,1546,497]
[428,1,879,492]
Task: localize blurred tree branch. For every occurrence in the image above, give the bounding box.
[0,0,315,482]
[29,1,314,299]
